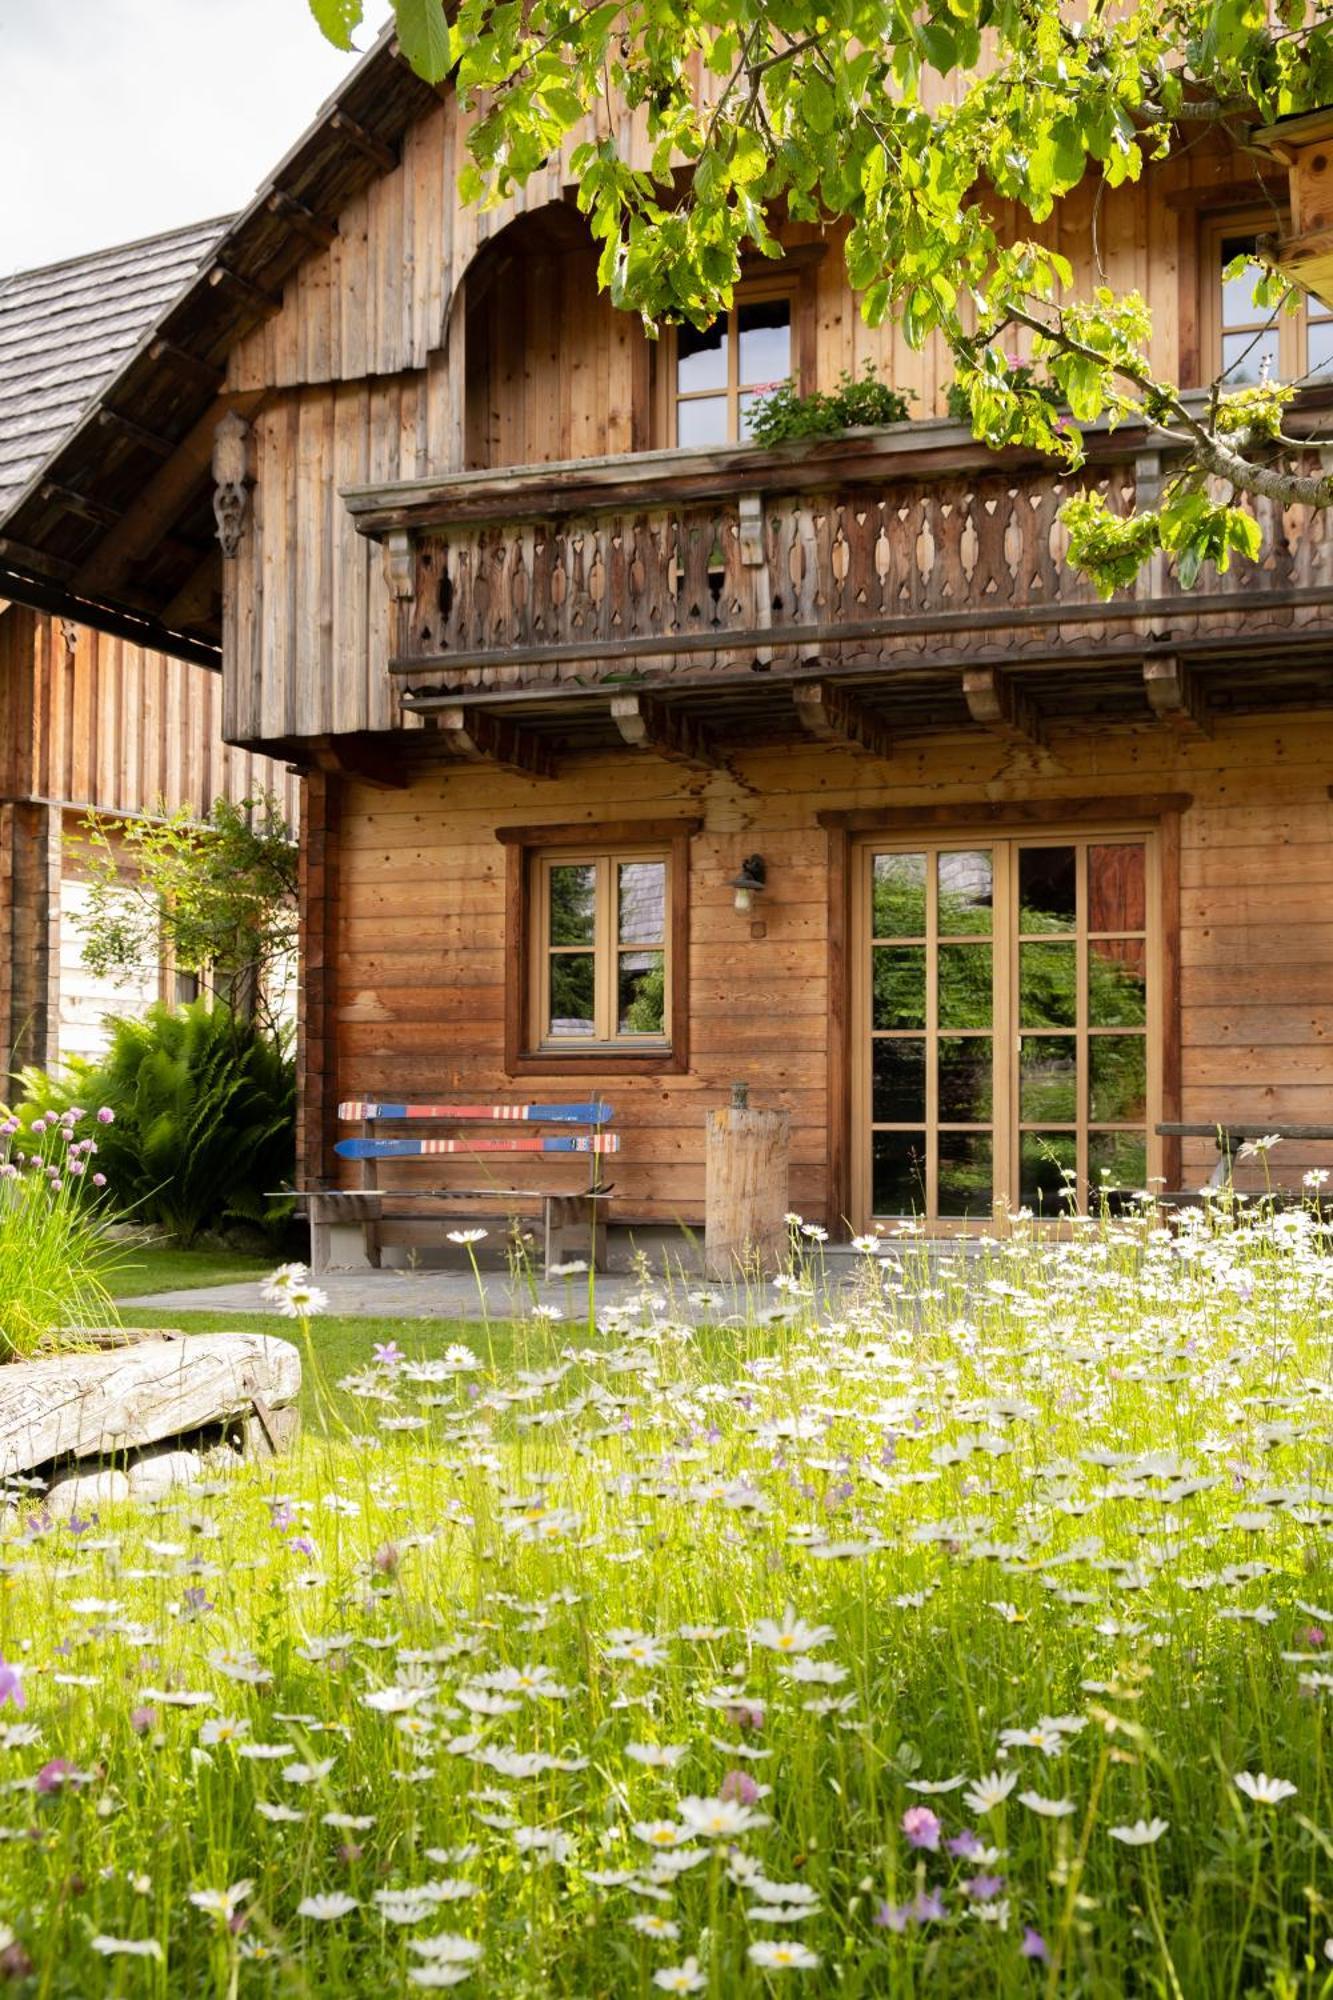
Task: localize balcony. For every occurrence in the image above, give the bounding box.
[342,417,1333,755]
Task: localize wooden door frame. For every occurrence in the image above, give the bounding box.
[820,794,1188,1236]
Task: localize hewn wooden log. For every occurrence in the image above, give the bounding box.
[705,1096,791,1280]
[0,1333,301,1477]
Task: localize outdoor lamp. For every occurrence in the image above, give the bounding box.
[730,854,767,913]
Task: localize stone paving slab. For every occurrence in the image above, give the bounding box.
[119,1268,775,1322]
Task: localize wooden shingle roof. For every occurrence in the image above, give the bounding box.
[0,219,229,515]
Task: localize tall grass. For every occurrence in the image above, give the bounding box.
[0,1106,119,1360]
[2,1200,1333,1994]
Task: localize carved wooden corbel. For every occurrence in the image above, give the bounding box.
[211,410,251,559]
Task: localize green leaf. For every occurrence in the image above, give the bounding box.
[307,0,363,49]
[800,73,837,135]
[393,0,453,82]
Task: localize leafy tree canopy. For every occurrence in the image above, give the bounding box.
[311,0,1333,592]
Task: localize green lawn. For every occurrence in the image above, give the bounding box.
[107,1241,278,1298]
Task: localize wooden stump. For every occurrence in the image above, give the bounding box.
[705,1096,791,1280]
[0,1331,302,1479]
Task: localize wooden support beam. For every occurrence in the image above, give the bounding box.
[266,188,339,250]
[97,407,176,458]
[39,481,121,531]
[148,340,225,393]
[436,706,557,779]
[610,692,722,767]
[303,733,410,791]
[962,666,1045,747]
[1144,654,1211,734]
[330,110,398,175]
[792,681,893,761]
[0,801,60,1080]
[208,263,284,316]
[0,535,77,585]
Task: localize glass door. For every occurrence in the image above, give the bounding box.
[851,831,1157,1226]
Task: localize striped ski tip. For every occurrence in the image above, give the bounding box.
[338,1099,614,1125]
[334,1133,622,1161]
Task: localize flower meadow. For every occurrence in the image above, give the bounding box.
[5,1209,1333,1995]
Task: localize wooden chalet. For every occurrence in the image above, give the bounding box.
[0,225,297,1074]
[1,33,1330,1247]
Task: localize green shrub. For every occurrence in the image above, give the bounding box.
[746,363,912,446]
[13,1001,296,1248]
[0,1107,119,1360]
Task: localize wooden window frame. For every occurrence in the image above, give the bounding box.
[655,251,821,449]
[1200,208,1333,387]
[497,818,699,1077]
[821,796,1186,1234]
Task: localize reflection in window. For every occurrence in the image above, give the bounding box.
[675,293,792,445]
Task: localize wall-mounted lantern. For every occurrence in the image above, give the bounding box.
[729,854,767,913]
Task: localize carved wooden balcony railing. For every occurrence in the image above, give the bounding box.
[343,422,1333,697]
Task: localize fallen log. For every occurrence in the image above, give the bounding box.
[0,1332,302,1478]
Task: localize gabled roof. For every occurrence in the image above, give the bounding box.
[0,218,229,515]
[0,26,441,668]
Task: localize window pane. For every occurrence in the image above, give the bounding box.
[872,854,926,936]
[1219,238,1264,325]
[618,952,665,1034]
[618,861,665,944]
[1088,1129,1147,1194]
[872,1132,926,1217]
[873,1039,926,1122]
[938,1037,992,1122]
[872,947,926,1030]
[549,954,595,1036]
[1309,318,1333,379]
[1019,846,1076,932]
[938,943,992,1029]
[1020,1035,1077,1122]
[938,850,993,934]
[1089,1036,1146,1123]
[677,396,729,446]
[938,1133,992,1217]
[677,318,728,394]
[1019,1132,1078,1211]
[548,864,595,945]
[738,298,791,387]
[1222,328,1279,384]
[1088,937,1146,1026]
[1020,940,1077,1027]
[739,391,768,439]
[1088,844,1145,932]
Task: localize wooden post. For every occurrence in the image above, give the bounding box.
[705,1083,790,1281]
[0,800,61,1079]
[297,770,340,1194]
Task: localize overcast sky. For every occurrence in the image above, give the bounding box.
[0,0,393,276]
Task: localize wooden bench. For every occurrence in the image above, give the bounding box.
[307,1098,619,1276]
[1156,1123,1333,1191]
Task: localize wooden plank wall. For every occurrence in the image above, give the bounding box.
[320,713,1333,1222]
[0,603,299,822]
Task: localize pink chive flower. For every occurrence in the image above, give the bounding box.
[35,1760,75,1794]
[130,1706,158,1736]
[1302,1625,1326,1650]
[720,1769,761,1806]
[901,1805,941,1851]
[96,1107,115,1125]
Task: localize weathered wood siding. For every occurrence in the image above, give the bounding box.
[320,714,1333,1221]
[0,602,298,819]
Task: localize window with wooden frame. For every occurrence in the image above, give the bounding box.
[1203,211,1333,386]
[847,826,1164,1227]
[497,820,698,1075]
[659,251,822,448]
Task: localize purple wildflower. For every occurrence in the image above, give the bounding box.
[720,1769,761,1806]
[1021,1927,1050,1962]
[0,1656,25,1710]
[901,1805,941,1851]
[947,1829,983,1859]
[963,1873,1006,1902]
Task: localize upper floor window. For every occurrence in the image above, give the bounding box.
[672,287,793,446]
[1207,214,1333,387]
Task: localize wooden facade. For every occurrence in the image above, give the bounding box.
[2,35,1330,1236]
[0,599,297,1076]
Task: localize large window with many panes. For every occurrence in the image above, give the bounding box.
[670,285,794,445]
[851,832,1159,1224]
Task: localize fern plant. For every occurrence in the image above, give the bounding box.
[13,1002,295,1247]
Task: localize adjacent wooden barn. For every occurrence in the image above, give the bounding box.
[1,33,1330,1244]
[0,226,297,1075]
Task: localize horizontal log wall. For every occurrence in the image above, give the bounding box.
[323,712,1333,1224]
[0,603,298,821]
